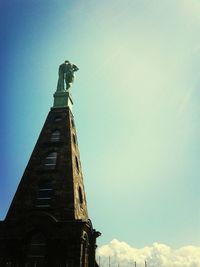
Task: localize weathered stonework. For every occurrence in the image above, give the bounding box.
[0,106,100,267]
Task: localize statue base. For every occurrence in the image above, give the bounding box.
[53,91,73,110]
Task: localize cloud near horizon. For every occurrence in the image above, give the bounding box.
[97,239,200,267]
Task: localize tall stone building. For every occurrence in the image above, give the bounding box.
[0,62,101,267]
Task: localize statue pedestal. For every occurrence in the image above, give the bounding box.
[53,91,73,110]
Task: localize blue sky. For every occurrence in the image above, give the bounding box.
[0,0,200,258]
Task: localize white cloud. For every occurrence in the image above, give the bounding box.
[97,239,200,267]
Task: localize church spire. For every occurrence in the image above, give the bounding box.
[0,61,101,267]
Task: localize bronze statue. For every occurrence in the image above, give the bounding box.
[57,60,79,91]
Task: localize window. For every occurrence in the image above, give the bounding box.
[35,181,53,208]
[79,186,83,204]
[73,134,76,146]
[75,156,79,172]
[54,116,62,122]
[50,130,61,142]
[27,233,46,259]
[71,119,75,128]
[44,152,57,170]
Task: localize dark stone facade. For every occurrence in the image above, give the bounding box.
[0,107,100,267]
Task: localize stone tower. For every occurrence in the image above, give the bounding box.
[0,63,101,267]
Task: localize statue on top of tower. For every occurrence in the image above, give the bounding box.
[57,60,79,92]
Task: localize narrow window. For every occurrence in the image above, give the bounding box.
[73,134,76,146]
[75,156,79,172]
[27,233,46,259]
[35,181,53,208]
[51,130,61,142]
[44,152,57,170]
[71,119,75,128]
[79,186,83,204]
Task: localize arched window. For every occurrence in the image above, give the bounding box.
[50,130,61,142]
[35,180,53,208]
[44,152,57,170]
